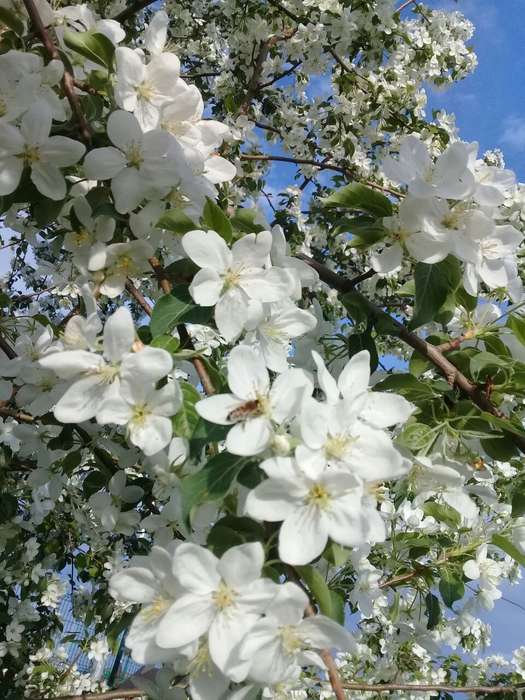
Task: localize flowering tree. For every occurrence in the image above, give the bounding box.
[2,0,525,698]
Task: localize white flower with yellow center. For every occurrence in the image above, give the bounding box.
[97,379,181,456]
[84,110,187,213]
[39,307,173,423]
[245,456,385,565]
[296,350,412,482]
[110,542,195,665]
[115,47,181,131]
[182,229,294,342]
[0,100,85,200]
[196,345,313,456]
[156,542,277,681]
[238,582,354,686]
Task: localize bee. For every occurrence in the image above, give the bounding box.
[227,399,263,423]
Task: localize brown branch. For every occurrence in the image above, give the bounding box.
[298,255,525,453]
[240,154,402,197]
[112,0,156,22]
[30,691,145,700]
[343,682,517,694]
[22,0,91,143]
[0,407,34,423]
[125,280,153,315]
[132,272,216,397]
[0,332,16,360]
[396,0,418,11]
[435,333,472,353]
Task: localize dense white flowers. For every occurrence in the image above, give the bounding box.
[0,2,524,698]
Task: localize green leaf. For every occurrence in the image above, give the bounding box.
[82,470,107,498]
[296,565,343,622]
[0,493,17,522]
[0,7,24,35]
[491,533,525,567]
[481,434,519,461]
[425,592,441,630]
[479,412,525,440]
[439,569,465,608]
[173,382,201,439]
[398,422,435,452]
[507,314,525,346]
[347,332,378,372]
[201,198,233,242]
[469,351,510,381]
[207,516,265,556]
[63,30,115,69]
[335,216,386,247]
[512,489,525,518]
[410,257,461,329]
[230,208,266,234]
[422,501,461,528]
[150,285,212,336]
[323,542,351,567]
[374,374,436,402]
[157,208,196,235]
[189,418,229,458]
[180,452,247,525]
[150,335,180,353]
[323,183,393,217]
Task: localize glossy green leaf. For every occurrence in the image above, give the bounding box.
[63,30,115,68]
[173,382,201,439]
[491,533,525,567]
[150,285,213,336]
[439,569,465,608]
[181,452,247,524]
[201,198,233,242]
[157,208,197,234]
[410,256,461,329]
[323,183,393,217]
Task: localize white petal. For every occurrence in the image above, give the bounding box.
[218,542,264,587]
[182,229,231,272]
[196,394,241,426]
[103,307,135,361]
[298,616,355,652]
[53,375,106,422]
[361,392,414,428]
[172,542,220,593]
[337,350,370,398]
[245,479,297,522]
[109,567,158,603]
[279,506,327,565]
[121,347,173,384]
[156,594,215,648]
[31,163,66,200]
[228,345,270,400]
[189,267,222,306]
[226,416,273,456]
[84,147,126,181]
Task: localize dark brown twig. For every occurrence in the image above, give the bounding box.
[22,0,91,143]
[298,255,525,453]
[112,0,156,22]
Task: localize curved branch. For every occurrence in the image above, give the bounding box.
[343,682,517,694]
[22,0,91,143]
[298,255,525,453]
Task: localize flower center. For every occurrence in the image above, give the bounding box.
[136,81,155,101]
[140,595,171,622]
[189,642,213,675]
[212,581,236,610]
[222,268,242,290]
[114,254,137,275]
[131,403,150,426]
[22,145,41,165]
[279,625,302,654]
[126,142,143,168]
[96,364,120,384]
[73,229,91,246]
[324,433,354,460]
[306,483,332,510]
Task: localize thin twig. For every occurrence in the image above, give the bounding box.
[0,332,16,359]
[30,691,145,700]
[342,682,517,694]
[22,0,91,143]
[298,255,525,453]
[240,153,402,196]
[112,0,156,22]
[0,407,34,423]
[131,272,216,396]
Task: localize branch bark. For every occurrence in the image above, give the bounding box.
[343,681,517,694]
[22,0,91,143]
[128,273,216,396]
[112,0,156,22]
[30,691,145,700]
[298,254,525,453]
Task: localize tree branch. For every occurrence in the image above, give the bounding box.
[112,0,156,23]
[130,273,216,396]
[343,682,517,694]
[298,255,525,453]
[30,690,145,700]
[240,153,402,196]
[22,0,91,143]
